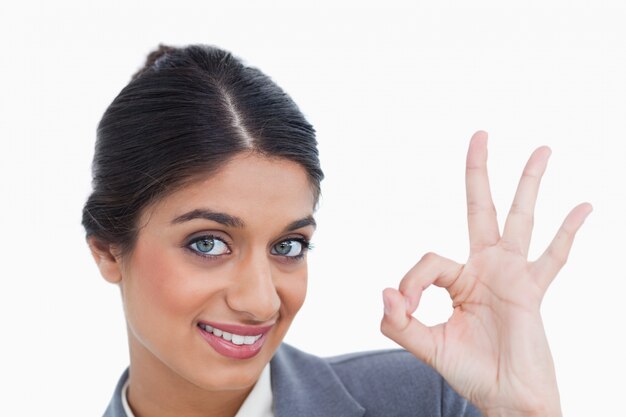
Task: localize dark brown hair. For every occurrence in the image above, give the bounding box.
[82,44,323,255]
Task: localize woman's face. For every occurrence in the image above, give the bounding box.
[115,153,316,392]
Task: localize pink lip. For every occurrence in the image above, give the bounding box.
[197,322,275,360]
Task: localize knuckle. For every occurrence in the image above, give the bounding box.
[547,246,568,265]
[499,238,523,256]
[560,225,575,238]
[521,170,541,181]
[467,201,497,216]
[509,202,533,220]
[421,251,438,263]
[380,317,398,337]
[465,165,482,174]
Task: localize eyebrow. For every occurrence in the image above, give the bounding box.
[171,208,316,232]
[171,209,245,228]
[284,216,316,232]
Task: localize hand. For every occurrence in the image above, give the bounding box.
[380,131,592,417]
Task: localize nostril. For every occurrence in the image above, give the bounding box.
[225,282,280,320]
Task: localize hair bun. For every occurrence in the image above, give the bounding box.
[132,43,176,81]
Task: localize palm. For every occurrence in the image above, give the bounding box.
[381,131,591,416]
[431,249,546,410]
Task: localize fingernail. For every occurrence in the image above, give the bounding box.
[582,202,594,222]
[382,291,391,316]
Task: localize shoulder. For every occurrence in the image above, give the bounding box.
[272,344,482,417]
[326,348,441,387]
[328,349,481,416]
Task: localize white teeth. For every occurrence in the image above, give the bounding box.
[200,324,262,345]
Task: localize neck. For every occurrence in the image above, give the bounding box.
[126,336,255,417]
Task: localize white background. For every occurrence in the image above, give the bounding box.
[1,1,624,415]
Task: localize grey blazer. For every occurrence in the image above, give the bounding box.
[103,343,482,417]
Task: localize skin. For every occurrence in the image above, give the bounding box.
[90,153,316,417]
[90,132,590,417]
[381,131,592,417]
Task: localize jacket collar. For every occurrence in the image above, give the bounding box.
[271,344,365,417]
[102,368,128,417]
[103,344,365,417]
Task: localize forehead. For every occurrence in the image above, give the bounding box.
[143,154,316,227]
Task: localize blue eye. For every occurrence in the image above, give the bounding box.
[271,239,310,258]
[188,236,230,257]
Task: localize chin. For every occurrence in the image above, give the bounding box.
[187,335,280,391]
[186,353,272,392]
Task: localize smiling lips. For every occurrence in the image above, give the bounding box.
[197,321,274,359]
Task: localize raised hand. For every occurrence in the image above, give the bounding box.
[380,131,591,417]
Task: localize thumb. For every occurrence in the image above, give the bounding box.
[380,287,437,367]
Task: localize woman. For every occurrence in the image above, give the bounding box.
[84,44,591,417]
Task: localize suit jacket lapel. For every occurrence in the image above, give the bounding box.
[102,368,128,417]
[271,344,365,417]
[104,345,365,417]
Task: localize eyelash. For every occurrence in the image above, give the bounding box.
[184,235,313,262]
[185,234,232,260]
[276,238,313,263]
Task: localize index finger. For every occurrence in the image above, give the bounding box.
[399,252,463,313]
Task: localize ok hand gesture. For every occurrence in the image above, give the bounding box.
[381,131,591,417]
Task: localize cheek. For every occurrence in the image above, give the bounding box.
[276,268,308,320]
[122,243,209,331]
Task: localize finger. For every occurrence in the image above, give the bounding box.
[466,131,500,252]
[532,202,593,288]
[501,146,552,256]
[381,287,438,366]
[398,252,463,313]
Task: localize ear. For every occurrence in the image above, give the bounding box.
[87,237,123,284]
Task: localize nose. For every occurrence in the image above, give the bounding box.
[226,249,280,322]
